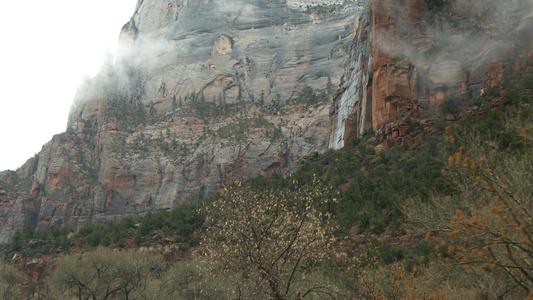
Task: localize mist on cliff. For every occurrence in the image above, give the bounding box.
[68,0,364,122]
[0,1,137,171]
[382,0,533,94]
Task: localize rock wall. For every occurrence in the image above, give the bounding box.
[0,0,364,242]
[69,0,362,126]
[328,9,373,149]
[329,0,533,147]
[2,0,531,242]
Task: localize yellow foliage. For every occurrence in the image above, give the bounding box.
[202,178,336,299]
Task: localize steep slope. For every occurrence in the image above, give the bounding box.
[0,0,364,242]
[1,0,531,243]
[329,0,533,148]
[68,0,362,124]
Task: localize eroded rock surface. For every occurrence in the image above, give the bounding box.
[2,0,531,242]
[0,0,363,242]
[329,0,533,148]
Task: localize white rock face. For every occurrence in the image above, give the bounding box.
[0,0,365,241]
[329,13,372,149]
[72,0,363,121]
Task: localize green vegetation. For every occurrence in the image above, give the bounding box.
[291,85,329,106]
[80,162,99,185]
[1,171,33,193]
[502,74,533,106]
[245,136,453,235]
[217,117,277,140]
[426,0,445,13]
[77,203,204,250]
[104,64,150,130]
[440,91,463,119]
[191,101,219,118]
[1,74,532,299]
[188,85,331,119]
[0,259,23,299]
[2,202,204,259]
[306,3,344,14]
[191,100,262,119]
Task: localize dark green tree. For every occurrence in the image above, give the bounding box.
[10,231,22,251]
[440,93,462,120]
[260,90,265,107]
[237,85,243,102]
[23,222,35,240]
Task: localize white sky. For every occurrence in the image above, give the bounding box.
[0,0,137,171]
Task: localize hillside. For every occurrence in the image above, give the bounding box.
[2,73,532,298]
[0,0,363,242]
[1,0,531,242]
[0,0,532,298]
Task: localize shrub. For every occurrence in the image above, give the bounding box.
[440,94,463,119]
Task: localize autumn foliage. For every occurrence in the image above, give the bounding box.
[202,178,339,299]
[423,122,533,298]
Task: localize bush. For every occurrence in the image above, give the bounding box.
[0,260,24,299]
[50,249,163,299]
[440,94,462,118]
[503,85,520,106]
[427,0,445,12]
[370,217,386,234]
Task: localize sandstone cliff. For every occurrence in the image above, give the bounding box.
[329,0,533,148]
[1,0,532,242]
[0,0,364,242]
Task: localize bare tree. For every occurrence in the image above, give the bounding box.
[202,178,340,300]
[51,249,162,300]
[0,259,23,299]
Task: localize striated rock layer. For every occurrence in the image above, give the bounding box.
[0,0,364,242]
[328,9,373,149]
[69,0,362,125]
[329,0,533,148]
[1,0,532,242]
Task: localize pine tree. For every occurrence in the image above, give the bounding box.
[237,85,243,102]
[260,90,265,107]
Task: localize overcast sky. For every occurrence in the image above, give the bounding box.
[0,1,137,171]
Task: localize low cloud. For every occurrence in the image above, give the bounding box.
[377,0,532,93]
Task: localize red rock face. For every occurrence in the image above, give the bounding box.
[1,0,532,242]
[0,96,331,241]
[372,62,418,129]
[487,62,505,88]
[371,0,428,131]
[330,0,533,148]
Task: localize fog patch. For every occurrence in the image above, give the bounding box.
[376,0,533,93]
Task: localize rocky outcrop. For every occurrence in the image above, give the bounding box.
[328,8,373,149]
[69,0,362,126]
[329,0,533,147]
[1,91,334,242]
[0,0,364,242]
[1,0,531,242]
